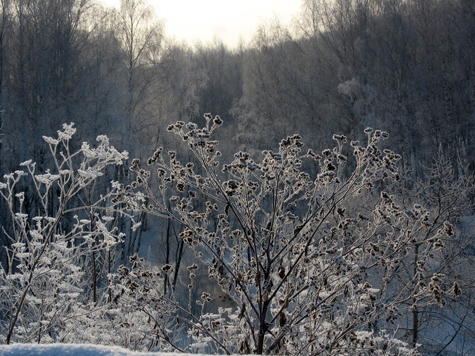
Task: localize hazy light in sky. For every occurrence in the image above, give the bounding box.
[102,0,302,48]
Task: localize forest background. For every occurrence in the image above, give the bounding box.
[0,0,475,355]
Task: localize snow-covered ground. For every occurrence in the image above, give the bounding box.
[0,344,211,356]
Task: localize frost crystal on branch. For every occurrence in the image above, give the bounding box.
[0,123,129,345]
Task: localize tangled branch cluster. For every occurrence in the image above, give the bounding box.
[116,114,458,355]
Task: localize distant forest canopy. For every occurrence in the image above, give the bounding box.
[0,0,473,176]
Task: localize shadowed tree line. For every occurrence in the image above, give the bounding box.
[0,0,474,174]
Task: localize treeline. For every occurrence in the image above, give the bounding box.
[0,0,474,175]
[234,0,475,175]
[0,0,203,170]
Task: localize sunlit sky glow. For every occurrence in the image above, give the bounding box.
[103,0,302,48]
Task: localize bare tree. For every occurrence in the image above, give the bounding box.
[115,0,163,157]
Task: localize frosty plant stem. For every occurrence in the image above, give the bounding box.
[1,123,128,344]
[5,196,67,344]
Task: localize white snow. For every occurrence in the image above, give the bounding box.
[0,344,211,356]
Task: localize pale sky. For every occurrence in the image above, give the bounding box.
[102,0,302,48]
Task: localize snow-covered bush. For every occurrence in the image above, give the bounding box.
[116,115,460,355]
[0,124,128,344]
[0,118,466,354]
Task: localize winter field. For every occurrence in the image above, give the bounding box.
[0,344,208,356]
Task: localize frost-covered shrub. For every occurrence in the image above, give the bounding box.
[0,124,128,344]
[0,118,464,354]
[384,156,475,353]
[116,115,459,355]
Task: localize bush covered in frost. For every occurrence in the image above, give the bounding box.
[113,114,462,355]
[0,117,469,355]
